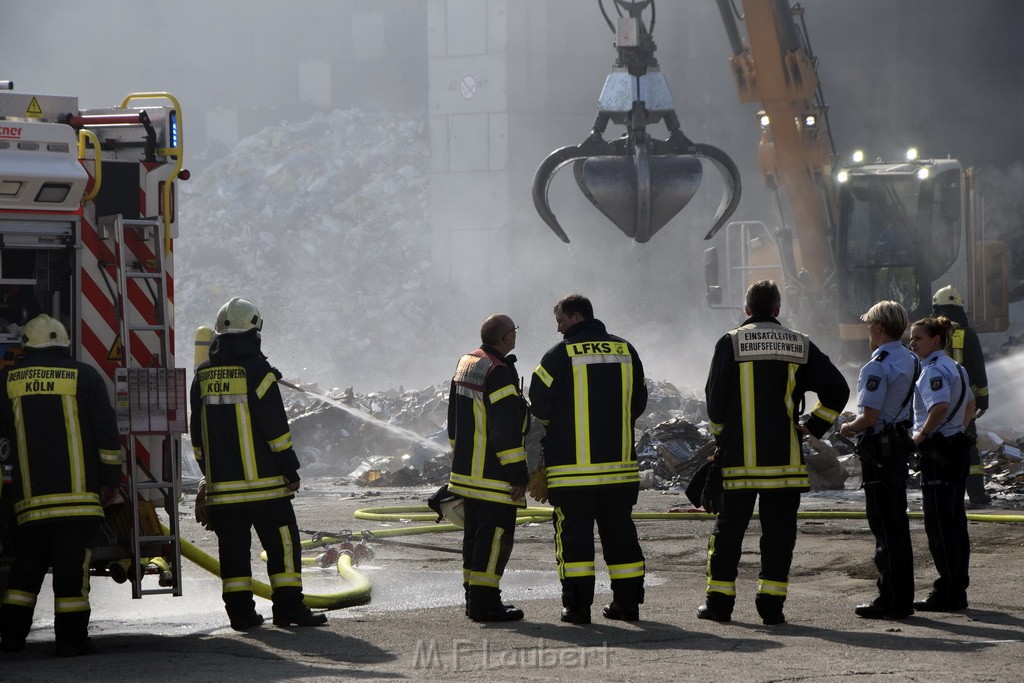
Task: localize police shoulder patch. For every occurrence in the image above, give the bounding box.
[866,375,881,392]
[930,377,943,391]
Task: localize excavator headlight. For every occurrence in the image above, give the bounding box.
[917,168,930,180]
[803,114,817,128]
[757,111,770,129]
[836,170,849,184]
[851,150,865,164]
[906,147,918,161]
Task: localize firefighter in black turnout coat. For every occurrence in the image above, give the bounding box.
[190,298,326,631]
[447,314,528,622]
[0,314,122,656]
[529,294,648,625]
[700,281,849,625]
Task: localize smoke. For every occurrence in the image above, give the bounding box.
[5,0,1020,396]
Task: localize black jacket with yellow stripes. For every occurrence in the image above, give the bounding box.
[933,303,989,411]
[705,316,849,492]
[190,331,300,507]
[529,318,647,494]
[0,348,122,526]
[447,345,528,506]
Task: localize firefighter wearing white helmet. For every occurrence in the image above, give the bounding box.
[190,298,326,630]
[931,285,991,505]
[20,313,71,348]
[0,314,123,655]
[215,297,263,334]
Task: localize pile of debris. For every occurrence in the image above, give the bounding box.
[181,377,1024,505]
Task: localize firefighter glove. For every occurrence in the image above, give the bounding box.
[528,467,548,504]
[195,478,214,531]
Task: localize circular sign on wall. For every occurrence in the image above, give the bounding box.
[459,75,478,100]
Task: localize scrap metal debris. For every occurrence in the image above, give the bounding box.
[179,377,1024,505]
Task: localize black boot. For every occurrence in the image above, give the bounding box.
[272,604,328,627]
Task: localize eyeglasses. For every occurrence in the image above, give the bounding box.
[503,325,519,337]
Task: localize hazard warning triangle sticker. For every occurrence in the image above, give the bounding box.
[107,334,122,361]
[26,97,43,118]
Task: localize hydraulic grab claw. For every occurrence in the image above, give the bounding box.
[533,0,741,243]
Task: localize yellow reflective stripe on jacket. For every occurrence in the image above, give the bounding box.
[533,364,554,387]
[235,403,258,479]
[739,362,756,467]
[205,487,294,506]
[448,472,526,506]
[255,371,277,399]
[951,329,965,363]
[723,476,810,490]
[496,446,526,465]
[267,432,293,453]
[546,461,639,488]
[758,578,788,596]
[620,362,633,459]
[785,364,800,463]
[572,363,590,464]
[811,402,839,423]
[205,475,291,506]
[488,384,517,404]
[16,504,104,525]
[99,447,123,466]
[63,394,85,492]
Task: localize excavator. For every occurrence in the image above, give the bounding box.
[704,0,1010,359]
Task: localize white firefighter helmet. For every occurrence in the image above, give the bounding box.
[932,284,964,308]
[21,314,70,349]
[215,297,263,334]
[440,496,466,529]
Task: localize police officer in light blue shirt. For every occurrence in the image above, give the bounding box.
[908,315,975,613]
[840,301,917,619]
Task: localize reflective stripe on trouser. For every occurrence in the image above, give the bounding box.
[210,497,306,616]
[0,519,96,643]
[462,497,517,611]
[552,486,645,609]
[706,489,800,611]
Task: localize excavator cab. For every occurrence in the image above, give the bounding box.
[533,0,741,243]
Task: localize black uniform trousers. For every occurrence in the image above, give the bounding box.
[862,457,914,610]
[462,497,517,612]
[551,486,645,610]
[209,498,304,618]
[706,489,800,618]
[0,519,97,645]
[919,443,971,603]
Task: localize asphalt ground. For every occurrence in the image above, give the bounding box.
[2,484,1023,682]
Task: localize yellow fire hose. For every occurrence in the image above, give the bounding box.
[170,525,371,609]
[351,505,1024,525]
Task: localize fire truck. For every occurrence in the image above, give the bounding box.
[0,81,186,599]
